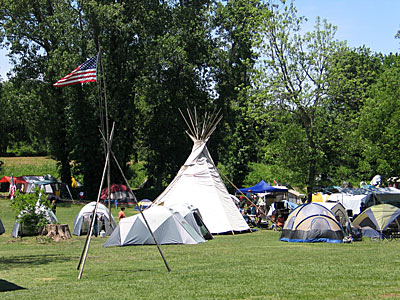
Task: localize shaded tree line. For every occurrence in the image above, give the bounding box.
[0,0,399,200]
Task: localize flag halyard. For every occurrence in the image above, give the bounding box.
[53,55,97,87]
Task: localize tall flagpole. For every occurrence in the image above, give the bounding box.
[98,48,113,232]
[76,51,170,279]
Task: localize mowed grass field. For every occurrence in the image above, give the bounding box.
[1,199,400,299]
[0,156,58,177]
[1,157,400,299]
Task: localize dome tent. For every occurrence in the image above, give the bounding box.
[317,202,350,227]
[280,203,344,243]
[352,204,400,239]
[104,205,206,247]
[100,184,135,205]
[73,202,116,236]
[168,203,213,240]
[134,199,152,211]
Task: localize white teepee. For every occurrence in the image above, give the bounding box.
[152,109,250,234]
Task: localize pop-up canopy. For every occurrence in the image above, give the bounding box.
[238,180,288,194]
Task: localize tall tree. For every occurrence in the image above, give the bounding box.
[324,46,382,183]
[358,54,400,180]
[135,0,215,191]
[0,0,109,198]
[254,1,346,198]
[0,81,49,155]
[212,0,265,186]
[0,0,91,186]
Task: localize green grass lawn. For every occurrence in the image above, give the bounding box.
[1,199,400,299]
[0,156,59,178]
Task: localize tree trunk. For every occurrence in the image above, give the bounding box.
[307,154,316,203]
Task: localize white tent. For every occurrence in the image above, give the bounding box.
[104,205,206,246]
[168,203,213,240]
[152,109,249,234]
[73,202,116,236]
[327,194,368,215]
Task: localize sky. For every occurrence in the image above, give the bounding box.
[296,0,400,53]
[1,0,400,80]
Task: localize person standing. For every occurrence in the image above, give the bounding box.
[51,199,57,215]
[118,207,126,221]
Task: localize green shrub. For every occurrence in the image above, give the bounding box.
[10,188,52,235]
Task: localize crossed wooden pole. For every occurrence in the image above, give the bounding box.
[77,123,171,280]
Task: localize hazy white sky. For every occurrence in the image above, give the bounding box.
[1,0,399,80]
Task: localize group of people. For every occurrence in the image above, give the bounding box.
[237,194,289,230]
[269,210,285,230]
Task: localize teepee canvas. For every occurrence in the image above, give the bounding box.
[152,109,250,234]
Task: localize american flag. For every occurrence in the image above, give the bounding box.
[53,55,97,87]
[9,176,16,200]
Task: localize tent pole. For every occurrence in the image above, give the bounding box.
[99,130,171,272]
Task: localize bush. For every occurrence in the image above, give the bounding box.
[10,189,52,235]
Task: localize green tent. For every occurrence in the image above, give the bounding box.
[353,204,400,238]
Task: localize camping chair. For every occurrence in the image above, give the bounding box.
[383,220,400,240]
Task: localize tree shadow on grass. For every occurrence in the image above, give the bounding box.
[0,254,76,270]
[0,279,26,292]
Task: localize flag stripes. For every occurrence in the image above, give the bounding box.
[53,56,97,87]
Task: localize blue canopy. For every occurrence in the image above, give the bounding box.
[238,180,288,193]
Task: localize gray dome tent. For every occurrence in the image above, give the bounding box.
[73,202,116,236]
[352,204,400,239]
[104,205,206,247]
[168,203,213,240]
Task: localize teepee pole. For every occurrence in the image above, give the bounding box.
[77,151,109,279]
[194,107,199,138]
[78,149,110,279]
[186,108,198,139]
[217,167,269,220]
[99,130,171,272]
[77,123,116,280]
[205,114,223,140]
[179,108,196,138]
